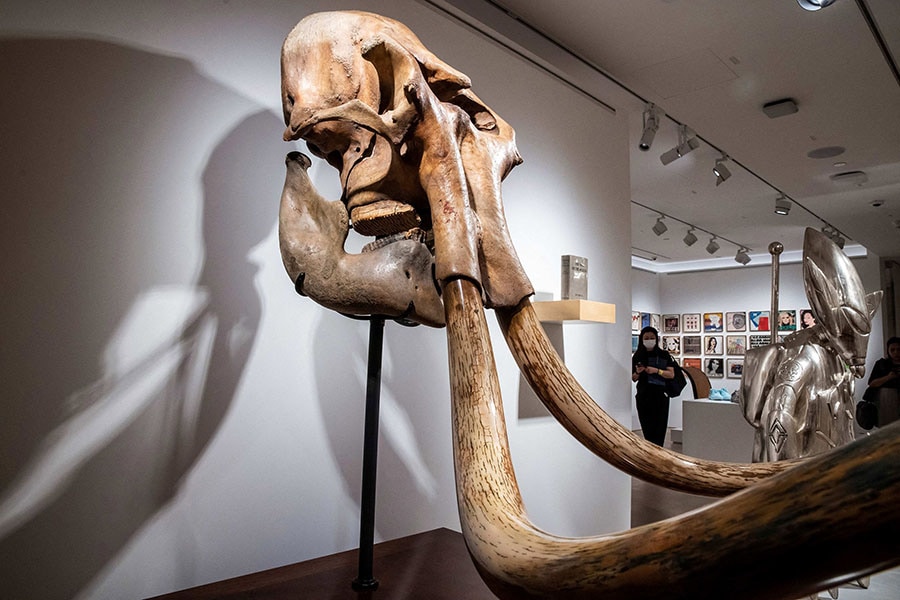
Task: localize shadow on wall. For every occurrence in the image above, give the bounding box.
[0,37,283,599]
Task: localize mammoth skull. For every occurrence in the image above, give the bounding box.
[279,11,900,600]
[279,10,532,327]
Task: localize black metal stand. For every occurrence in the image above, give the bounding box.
[351,316,385,592]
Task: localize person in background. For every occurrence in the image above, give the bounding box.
[863,337,900,427]
[631,326,675,446]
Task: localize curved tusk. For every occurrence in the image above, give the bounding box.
[496,297,790,496]
[446,277,900,600]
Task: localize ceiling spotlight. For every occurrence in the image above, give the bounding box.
[639,103,663,151]
[797,0,838,11]
[660,125,700,166]
[683,228,698,246]
[735,247,751,265]
[774,195,792,215]
[652,216,668,236]
[706,236,720,255]
[714,156,731,186]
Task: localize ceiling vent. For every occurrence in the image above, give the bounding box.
[762,98,798,118]
[829,170,868,185]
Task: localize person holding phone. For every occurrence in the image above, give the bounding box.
[631,326,675,446]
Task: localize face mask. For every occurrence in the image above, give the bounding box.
[643,339,656,350]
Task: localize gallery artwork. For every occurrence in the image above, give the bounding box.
[631,311,640,332]
[663,314,680,333]
[683,335,702,355]
[277,11,899,599]
[748,310,769,332]
[704,335,723,355]
[777,309,796,331]
[682,313,701,333]
[726,311,746,331]
[726,335,746,355]
[703,312,723,332]
[662,336,681,355]
[727,358,744,379]
[705,357,724,378]
[799,308,816,329]
[735,229,882,462]
[682,357,702,369]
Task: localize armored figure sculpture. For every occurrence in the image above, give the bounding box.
[738,228,882,461]
[278,11,900,599]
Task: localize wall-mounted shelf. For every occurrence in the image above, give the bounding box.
[532,299,616,324]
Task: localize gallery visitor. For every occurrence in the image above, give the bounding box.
[864,336,900,427]
[631,326,675,446]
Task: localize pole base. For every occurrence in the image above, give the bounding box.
[352,577,379,592]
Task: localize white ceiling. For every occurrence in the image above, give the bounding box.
[434,0,900,271]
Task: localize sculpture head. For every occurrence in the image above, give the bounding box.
[803,228,881,376]
[278,11,533,326]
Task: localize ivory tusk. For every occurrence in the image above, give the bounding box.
[496,297,790,496]
[446,277,900,599]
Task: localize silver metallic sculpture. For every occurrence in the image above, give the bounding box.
[738,229,882,461]
[278,11,900,599]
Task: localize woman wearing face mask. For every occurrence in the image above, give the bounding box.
[631,326,676,446]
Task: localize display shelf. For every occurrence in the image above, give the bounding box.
[532,299,616,324]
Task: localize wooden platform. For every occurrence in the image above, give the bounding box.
[147,528,497,599]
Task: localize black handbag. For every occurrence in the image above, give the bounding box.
[666,362,688,398]
[856,399,878,431]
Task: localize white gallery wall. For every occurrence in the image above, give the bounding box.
[0,1,634,599]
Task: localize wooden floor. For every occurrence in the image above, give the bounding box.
[631,432,900,600]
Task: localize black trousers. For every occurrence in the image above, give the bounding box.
[636,385,669,446]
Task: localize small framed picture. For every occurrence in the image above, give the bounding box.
[650,313,661,331]
[632,311,641,332]
[705,357,724,379]
[748,311,770,332]
[682,313,701,333]
[703,312,724,333]
[777,309,797,331]
[682,358,702,369]
[663,314,681,333]
[799,308,817,329]
[662,336,681,355]
[632,334,640,353]
[727,358,744,379]
[704,335,723,355]
[682,335,702,355]
[726,311,747,332]
[749,334,771,349]
[726,335,747,355]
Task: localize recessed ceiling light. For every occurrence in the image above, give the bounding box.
[807,146,845,159]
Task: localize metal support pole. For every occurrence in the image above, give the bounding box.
[352,316,385,592]
[769,242,783,344]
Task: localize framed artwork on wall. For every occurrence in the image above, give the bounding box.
[632,334,639,353]
[641,312,651,328]
[683,335,702,355]
[632,311,641,332]
[777,309,797,331]
[749,334,771,349]
[703,312,724,332]
[663,314,680,333]
[799,308,817,329]
[726,335,746,355]
[650,313,661,331]
[662,336,681,355]
[705,357,724,379]
[726,311,746,331]
[704,335,723,355]
[748,310,770,332]
[727,358,744,379]
[682,313,701,333]
[682,358,702,369]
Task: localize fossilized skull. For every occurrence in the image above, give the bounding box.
[279,10,533,327]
